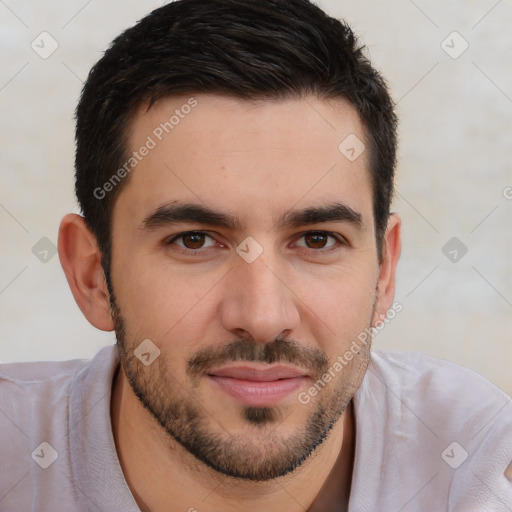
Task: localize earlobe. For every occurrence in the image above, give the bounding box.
[372,213,402,325]
[57,213,115,331]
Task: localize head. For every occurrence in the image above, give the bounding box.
[59,0,401,481]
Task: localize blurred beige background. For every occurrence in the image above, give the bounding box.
[0,0,511,394]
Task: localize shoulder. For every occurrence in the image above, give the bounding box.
[354,350,512,509]
[0,354,91,427]
[0,356,89,386]
[0,345,119,510]
[368,348,510,404]
[0,344,118,386]
[0,351,101,413]
[0,344,118,422]
[362,348,512,442]
[0,344,118,438]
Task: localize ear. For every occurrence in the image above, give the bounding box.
[57,213,114,331]
[372,213,402,326]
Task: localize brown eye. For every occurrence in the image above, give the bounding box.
[295,231,343,251]
[167,231,217,251]
[182,232,206,249]
[303,232,329,249]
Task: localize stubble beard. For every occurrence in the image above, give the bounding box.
[110,294,372,481]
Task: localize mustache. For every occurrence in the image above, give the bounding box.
[187,337,329,380]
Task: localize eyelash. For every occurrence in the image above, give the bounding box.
[164,230,347,256]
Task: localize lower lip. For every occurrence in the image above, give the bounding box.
[207,375,308,407]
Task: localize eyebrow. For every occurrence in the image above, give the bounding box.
[138,201,364,233]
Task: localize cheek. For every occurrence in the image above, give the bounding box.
[308,269,375,398]
[296,257,378,336]
[112,255,220,349]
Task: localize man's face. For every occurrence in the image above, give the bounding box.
[109,94,383,480]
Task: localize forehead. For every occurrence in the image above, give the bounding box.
[114,93,373,231]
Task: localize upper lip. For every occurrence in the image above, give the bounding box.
[207,364,310,381]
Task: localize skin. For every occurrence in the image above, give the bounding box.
[58,93,401,511]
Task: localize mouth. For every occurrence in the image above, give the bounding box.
[206,364,311,407]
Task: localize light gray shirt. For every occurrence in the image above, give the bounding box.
[1,345,511,511]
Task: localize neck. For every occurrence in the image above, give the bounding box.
[110,366,355,512]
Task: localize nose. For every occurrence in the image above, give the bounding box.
[220,249,300,344]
